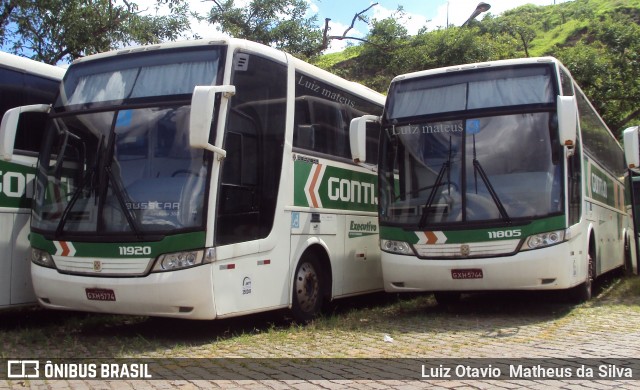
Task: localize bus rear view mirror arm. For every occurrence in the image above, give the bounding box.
[0,104,51,161]
[189,85,236,159]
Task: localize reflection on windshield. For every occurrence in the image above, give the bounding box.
[379,113,563,227]
[33,106,208,236]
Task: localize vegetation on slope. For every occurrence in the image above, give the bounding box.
[313,0,640,135]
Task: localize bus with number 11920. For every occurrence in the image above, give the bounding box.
[350,57,636,304]
[0,38,385,321]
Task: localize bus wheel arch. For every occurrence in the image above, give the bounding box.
[290,243,332,323]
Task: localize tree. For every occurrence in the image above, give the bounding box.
[485,5,540,57]
[1,0,191,64]
[206,0,322,59]
[355,14,410,91]
[555,13,640,134]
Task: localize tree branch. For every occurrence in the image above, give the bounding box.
[613,106,640,132]
[342,3,377,37]
[320,3,378,51]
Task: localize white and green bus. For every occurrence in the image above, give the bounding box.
[0,52,65,309]
[0,39,385,321]
[623,125,640,258]
[351,57,636,304]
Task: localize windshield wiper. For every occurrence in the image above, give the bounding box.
[54,130,90,238]
[418,136,454,228]
[418,160,450,228]
[105,165,142,239]
[471,133,510,222]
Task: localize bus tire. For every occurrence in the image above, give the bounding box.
[291,254,324,323]
[571,252,594,303]
[434,291,461,306]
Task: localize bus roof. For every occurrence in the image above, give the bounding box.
[391,57,561,84]
[0,51,66,81]
[68,38,385,106]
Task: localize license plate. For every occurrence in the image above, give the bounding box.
[451,269,483,279]
[86,288,116,301]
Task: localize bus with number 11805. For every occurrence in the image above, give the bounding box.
[350,57,636,304]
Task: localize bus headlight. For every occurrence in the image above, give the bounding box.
[152,250,206,272]
[523,230,566,250]
[31,248,56,269]
[381,239,414,255]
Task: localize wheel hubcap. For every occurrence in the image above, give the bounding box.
[295,262,319,313]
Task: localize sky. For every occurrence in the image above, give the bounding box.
[134,0,571,52]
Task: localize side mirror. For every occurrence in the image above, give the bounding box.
[349,115,379,165]
[557,95,577,149]
[623,126,640,170]
[189,85,236,158]
[0,104,50,161]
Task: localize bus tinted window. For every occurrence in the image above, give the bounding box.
[0,67,60,154]
[577,88,625,177]
[293,72,382,162]
[15,74,60,153]
[216,53,288,245]
[387,65,554,119]
[59,48,220,107]
[0,67,24,115]
[559,68,574,96]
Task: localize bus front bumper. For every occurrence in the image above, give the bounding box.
[31,264,217,319]
[382,245,582,292]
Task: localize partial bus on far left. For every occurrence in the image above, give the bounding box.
[0,52,65,309]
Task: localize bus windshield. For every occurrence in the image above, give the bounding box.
[57,49,219,108]
[380,65,564,228]
[33,47,222,238]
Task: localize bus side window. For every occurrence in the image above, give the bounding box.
[0,67,24,118]
[568,141,582,225]
[216,53,287,246]
[559,68,574,96]
[12,73,59,155]
[365,121,379,164]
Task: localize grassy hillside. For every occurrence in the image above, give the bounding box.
[311,0,640,134]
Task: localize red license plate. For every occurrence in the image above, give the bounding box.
[86,288,116,301]
[451,269,483,279]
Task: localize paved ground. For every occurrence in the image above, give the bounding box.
[0,275,638,389]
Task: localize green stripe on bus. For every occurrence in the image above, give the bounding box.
[30,231,206,258]
[380,215,566,244]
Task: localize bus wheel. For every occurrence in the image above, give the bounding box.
[571,252,594,303]
[291,255,324,323]
[434,291,461,306]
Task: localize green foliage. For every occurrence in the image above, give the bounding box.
[312,46,363,70]
[206,0,322,59]
[1,0,191,64]
[555,12,640,131]
[314,0,640,136]
[1,0,638,135]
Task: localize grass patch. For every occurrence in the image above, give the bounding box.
[1,274,639,358]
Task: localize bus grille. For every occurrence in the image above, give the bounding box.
[54,257,153,276]
[413,239,521,259]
